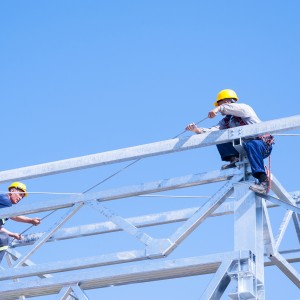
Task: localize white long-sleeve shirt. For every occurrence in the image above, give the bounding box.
[203,103,261,132]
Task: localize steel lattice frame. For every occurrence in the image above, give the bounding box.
[0,115,299,299]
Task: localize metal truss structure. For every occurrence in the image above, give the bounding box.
[0,115,300,299]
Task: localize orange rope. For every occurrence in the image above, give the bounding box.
[265,155,272,193]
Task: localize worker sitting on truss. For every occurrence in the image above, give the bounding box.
[185,89,274,194]
[0,182,41,263]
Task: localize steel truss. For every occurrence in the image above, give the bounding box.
[0,115,299,299]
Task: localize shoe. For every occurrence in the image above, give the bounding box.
[221,157,239,170]
[249,180,269,194]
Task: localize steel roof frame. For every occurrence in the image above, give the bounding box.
[0,115,299,299]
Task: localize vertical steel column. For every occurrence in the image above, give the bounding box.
[230,182,265,299]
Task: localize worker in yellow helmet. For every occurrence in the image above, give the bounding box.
[185,89,274,194]
[0,182,41,263]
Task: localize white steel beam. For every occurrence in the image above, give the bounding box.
[69,285,89,300]
[292,212,300,244]
[87,202,154,246]
[0,115,299,183]
[200,259,233,300]
[56,286,73,300]
[5,248,53,278]
[262,200,276,256]
[165,174,244,255]
[0,169,242,219]
[0,251,248,299]
[275,210,293,250]
[235,183,265,291]
[263,195,300,214]
[269,252,300,288]
[13,203,84,268]
[1,250,296,300]
[12,193,300,248]
[0,249,149,281]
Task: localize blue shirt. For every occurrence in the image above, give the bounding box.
[0,194,12,225]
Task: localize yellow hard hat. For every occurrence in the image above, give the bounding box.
[214,89,239,106]
[8,182,28,197]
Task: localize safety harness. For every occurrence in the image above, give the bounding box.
[223,115,274,193]
[223,115,275,146]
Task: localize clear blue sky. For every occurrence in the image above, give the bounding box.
[1,1,300,299]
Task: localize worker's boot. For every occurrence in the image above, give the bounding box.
[249,179,270,194]
[221,156,239,170]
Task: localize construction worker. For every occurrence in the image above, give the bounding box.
[0,182,41,263]
[185,89,274,194]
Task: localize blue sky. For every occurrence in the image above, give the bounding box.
[1,1,300,299]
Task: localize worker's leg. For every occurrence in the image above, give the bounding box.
[0,232,9,264]
[216,142,240,169]
[244,140,272,176]
[216,142,239,162]
[244,140,273,194]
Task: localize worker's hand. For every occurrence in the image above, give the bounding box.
[11,233,22,240]
[208,107,220,119]
[30,218,41,226]
[185,123,203,134]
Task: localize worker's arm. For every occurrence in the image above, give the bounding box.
[210,103,255,118]
[185,123,220,134]
[185,123,204,134]
[10,216,41,226]
[0,227,22,240]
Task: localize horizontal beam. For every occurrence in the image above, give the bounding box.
[0,168,242,219]
[0,250,299,299]
[12,194,300,248]
[0,251,247,299]
[0,115,299,183]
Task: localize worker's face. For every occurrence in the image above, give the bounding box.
[8,188,25,204]
[217,99,231,106]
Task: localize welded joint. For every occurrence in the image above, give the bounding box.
[227,252,256,277]
[145,238,174,258]
[227,251,262,300]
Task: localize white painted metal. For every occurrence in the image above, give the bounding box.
[292,212,300,244]
[0,115,299,183]
[11,195,300,248]
[233,183,264,298]
[0,168,243,220]
[275,210,293,250]
[199,259,233,299]
[0,116,299,299]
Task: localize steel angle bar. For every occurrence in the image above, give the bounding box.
[5,248,52,278]
[262,203,300,288]
[292,213,300,244]
[12,191,300,248]
[1,250,299,300]
[0,195,83,220]
[0,169,241,219]
[275,210,293,250]
[70,285,89,300]
[262,200,276,255]
[271,175,298,207]
[0,249,150,281]
[13,202,84,268]
[200,259,233,300]
[86,201,153,246]
[260,194,300,214]
[165,174,244,255]
[269,251,300,288]
[0,251,245,299]
[5,255,26,300]
[56,286,73,300]
[0,115,299,183]
[12,207,200,248]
